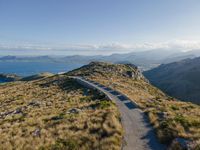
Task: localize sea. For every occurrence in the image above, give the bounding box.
[0,62,84,77]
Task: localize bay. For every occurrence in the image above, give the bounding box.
[0,62,83,77]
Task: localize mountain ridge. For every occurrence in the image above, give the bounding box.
[2,49,200,71]
[68,61,200,149]
[144,57,200,105]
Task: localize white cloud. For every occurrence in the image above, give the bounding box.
[1,39,200,55]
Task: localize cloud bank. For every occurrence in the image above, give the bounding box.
[1,40,200,55]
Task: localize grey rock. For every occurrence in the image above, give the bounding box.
[126,71,135,78]
[170,138,198,150]
[67,108,81,114]
[32,128,41,137]
[157,112,168,119]
[28,100,41,107]
[13,108,23,114]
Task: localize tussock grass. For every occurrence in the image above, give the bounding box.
[68,61,200,149]
[0,75,122,150]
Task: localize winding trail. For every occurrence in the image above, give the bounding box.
[71,76,166,150]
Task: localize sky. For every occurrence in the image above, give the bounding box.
[1,0,200,55]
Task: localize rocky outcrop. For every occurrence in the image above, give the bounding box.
[169,138,199,150]
[68,61,147,81]
[0,74,21,83]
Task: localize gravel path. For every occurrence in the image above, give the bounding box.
[72,77,166,150]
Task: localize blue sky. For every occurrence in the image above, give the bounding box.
[1,0,200,55]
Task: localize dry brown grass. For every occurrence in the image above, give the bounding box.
[68,62,200,149]
[0,75,122,150]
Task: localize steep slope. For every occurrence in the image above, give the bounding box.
[144,57,200,105]
[0,74,122,150]
[68,62,200,149]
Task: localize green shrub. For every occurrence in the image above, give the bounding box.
[98,100,112,109]
[174,114,189,128]
[194,144,200,150]
[189,119,200,127]
[80,96,92,102]
[171,105,179,110]
[50,138,79,150]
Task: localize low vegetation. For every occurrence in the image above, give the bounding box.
[0,75,122,150]
[68,61,200,149]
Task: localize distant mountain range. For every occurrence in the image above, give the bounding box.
[144,57,200,105]
[1,49,200,71]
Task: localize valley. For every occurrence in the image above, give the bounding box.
[144,57,200,105]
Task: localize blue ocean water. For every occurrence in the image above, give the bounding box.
[0,62,83,77]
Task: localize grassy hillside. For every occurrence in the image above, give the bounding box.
[68,62,200,149]
[144,57,200,105]
[0,75,122,150]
